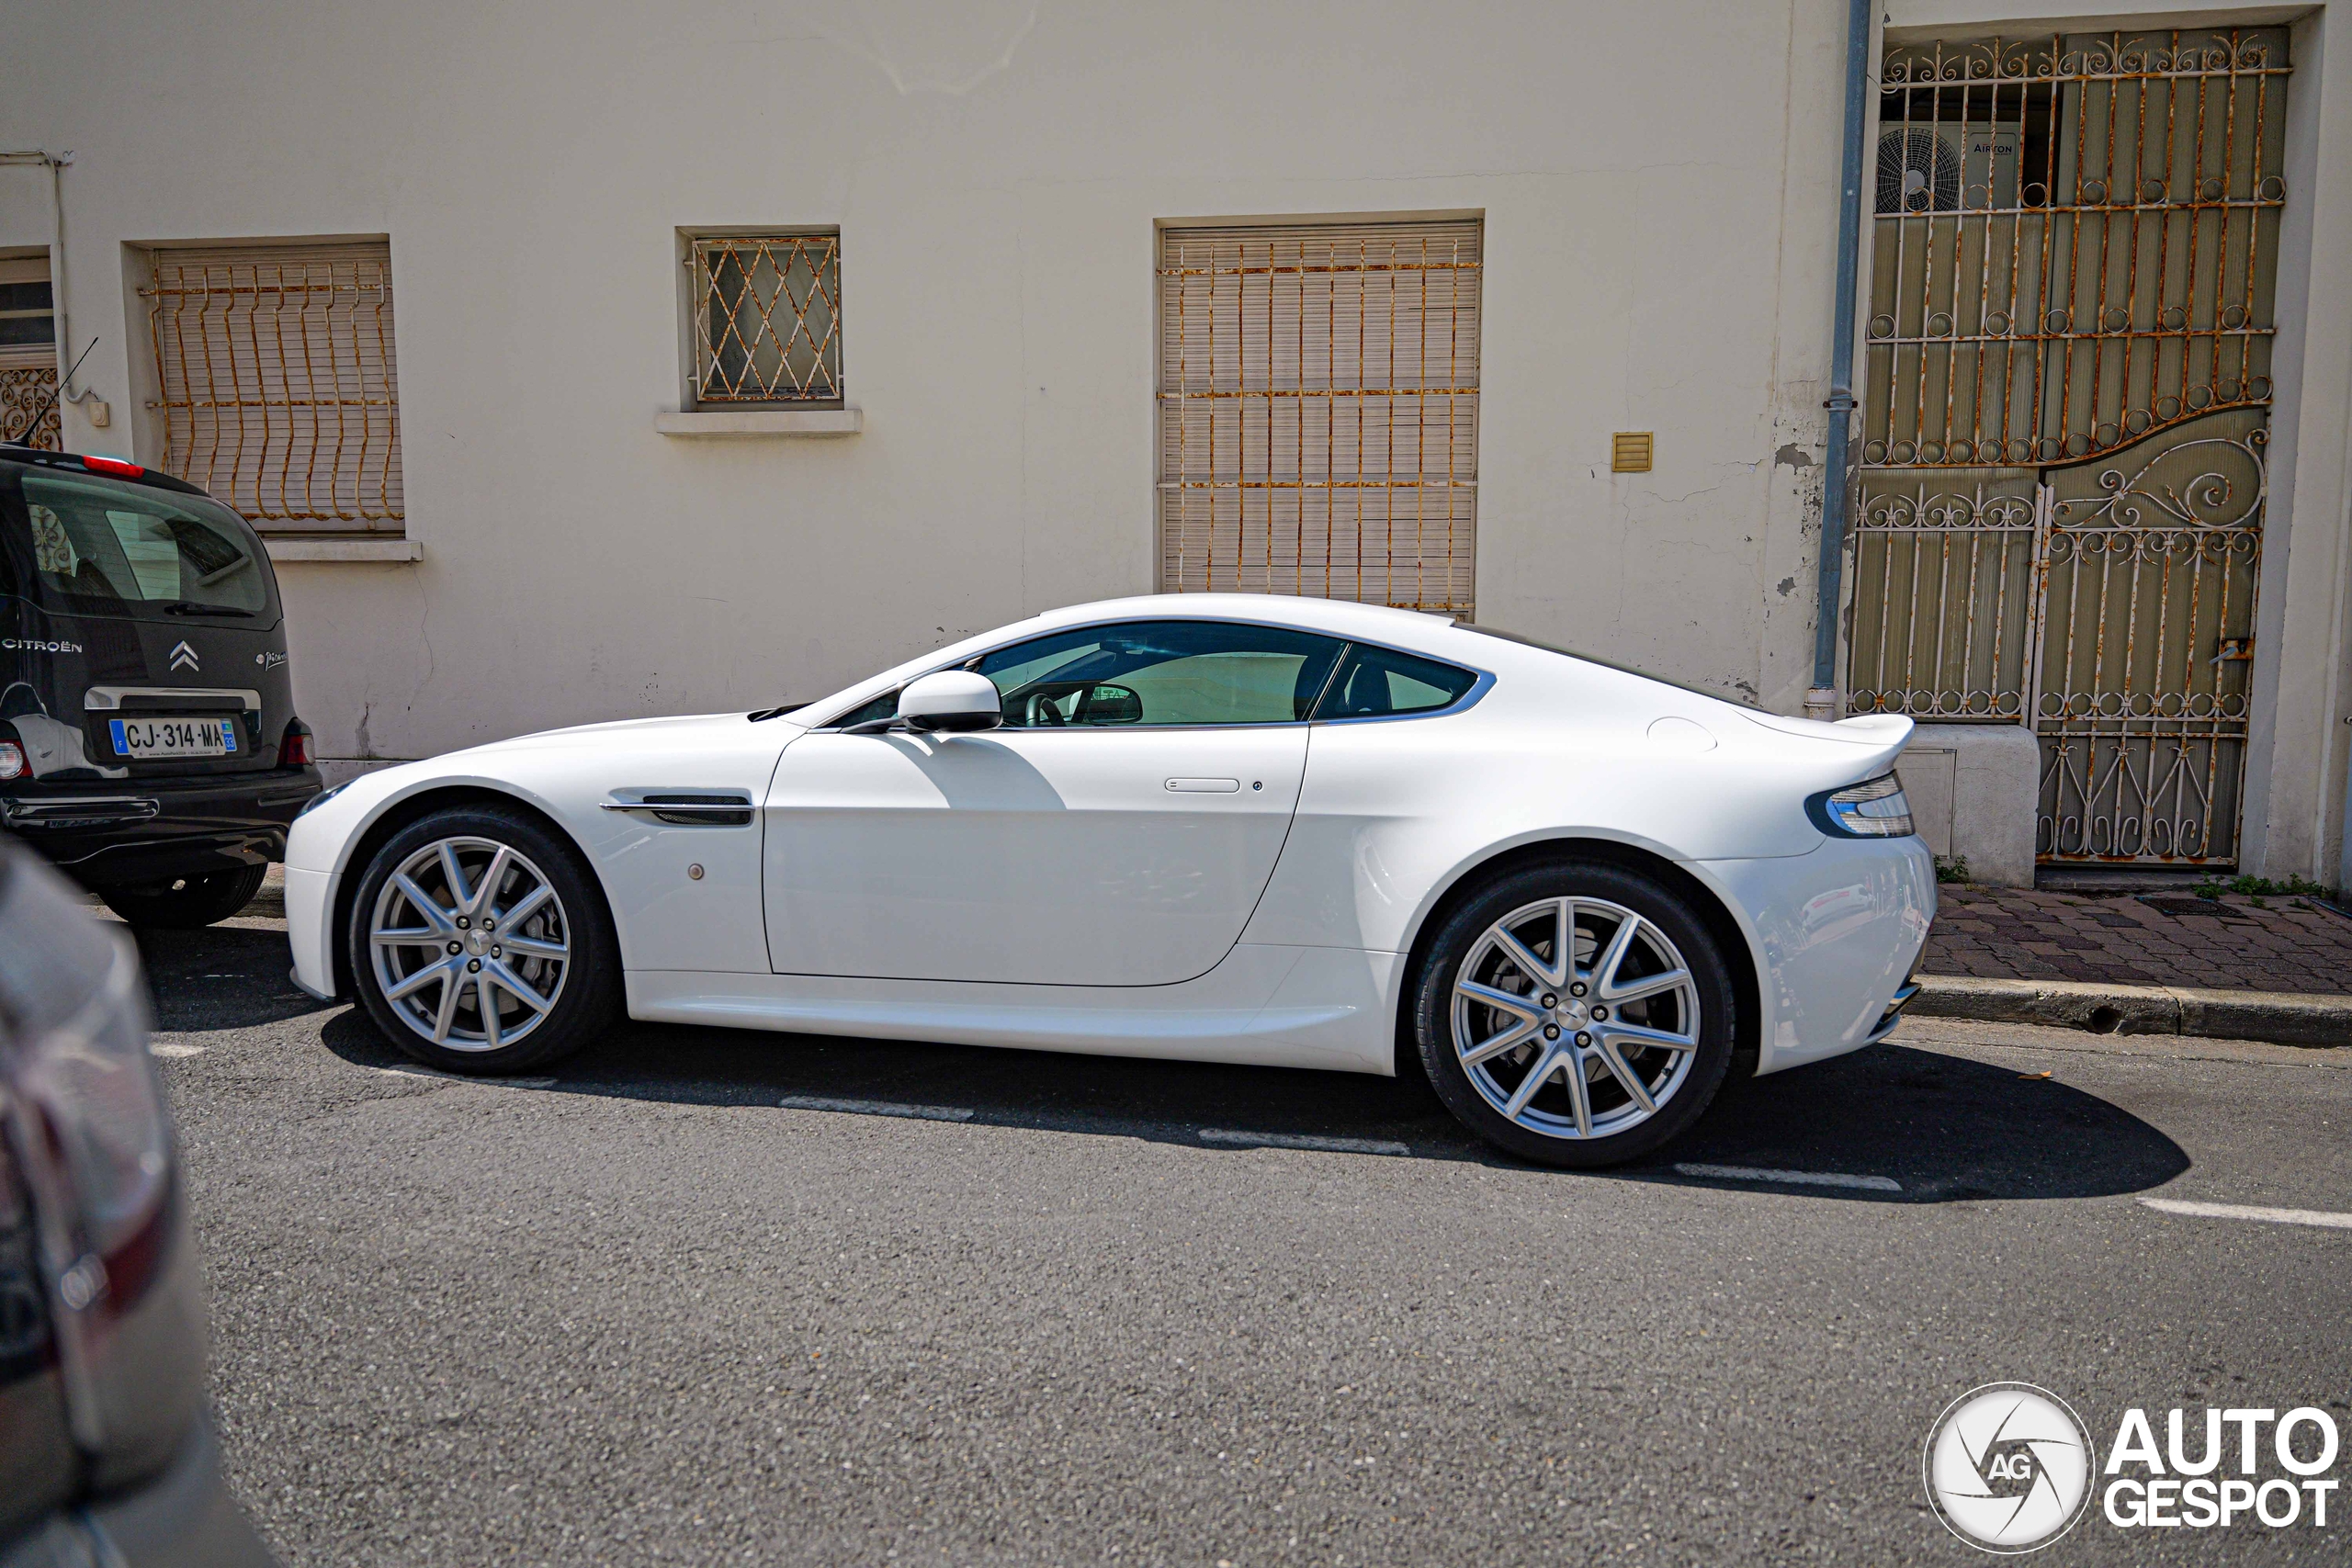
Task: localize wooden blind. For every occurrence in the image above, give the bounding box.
[1158,220,1481,615]
[146,242,403,529]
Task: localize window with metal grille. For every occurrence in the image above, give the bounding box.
[688,234,842,405]
[1158,220,1481,615]
[143,242,403,529]
[0,255,59,451]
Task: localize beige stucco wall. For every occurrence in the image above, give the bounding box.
[0,0,1849,740]
[4,0,2346,880]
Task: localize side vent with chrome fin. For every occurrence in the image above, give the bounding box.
[600,794,753,827]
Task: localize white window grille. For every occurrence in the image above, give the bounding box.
[688,234,842,405]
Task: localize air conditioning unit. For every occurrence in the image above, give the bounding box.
[1875,122,2022,213]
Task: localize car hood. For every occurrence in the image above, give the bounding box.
[447,709,807,761]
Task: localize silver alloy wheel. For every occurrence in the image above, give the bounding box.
[368,835,571,1052]
[1451,896,1702,1141]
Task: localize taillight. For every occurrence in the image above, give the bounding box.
[0,739,23,782]
[81,455,143,479]
[280,722,312,767]
[1808,773,1918,839]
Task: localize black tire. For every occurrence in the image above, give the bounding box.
[346,806,618,1075]
[99,863,268,929]
[1412,862,1736,1169]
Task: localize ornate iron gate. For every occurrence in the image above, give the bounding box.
[1848,28,2289,865]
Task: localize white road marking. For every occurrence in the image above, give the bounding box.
[150,1043,206,1058]
[371,1065,557,1089]
[1674,1162,1903,1192]
[1198,1129,1413,1156]
[778,1095,976,1122]
[2140,1197,2352,1231]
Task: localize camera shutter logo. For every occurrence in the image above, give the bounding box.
[1924,1382,2097,1552]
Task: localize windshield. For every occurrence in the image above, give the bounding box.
[3,468,275,623]
[1455,622,1763,710]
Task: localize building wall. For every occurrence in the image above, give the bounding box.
[0,0,1849,748]
[3,0,2345,881]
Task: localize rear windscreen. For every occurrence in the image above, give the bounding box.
[4,468,275,624]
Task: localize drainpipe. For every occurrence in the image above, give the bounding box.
[0,148,95,423]
[1804,0,1874,722]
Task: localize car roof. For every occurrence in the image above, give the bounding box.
[1019,592,1458,644]
[0,444,211,499]
[786,593,1494,725]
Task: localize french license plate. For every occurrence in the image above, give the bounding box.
[109,716,239,760]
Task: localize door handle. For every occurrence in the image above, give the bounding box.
[1164,778,1240,793]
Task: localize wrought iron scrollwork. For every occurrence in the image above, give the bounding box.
[2050,427,2267,530]
[0,367,61,450]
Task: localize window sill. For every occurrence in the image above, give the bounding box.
[655,408,863,437]
[261,536,422,563]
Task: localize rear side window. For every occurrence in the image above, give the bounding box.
[5,469,273,622]
[1315,643,1479,719]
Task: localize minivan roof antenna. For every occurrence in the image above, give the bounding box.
[17,336,97,444]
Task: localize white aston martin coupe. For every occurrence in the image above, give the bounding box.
[286,594,1933,1167]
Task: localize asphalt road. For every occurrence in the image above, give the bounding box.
[116,877,2351,1566]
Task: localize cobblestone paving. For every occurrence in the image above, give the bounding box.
[1923,885,2352,995]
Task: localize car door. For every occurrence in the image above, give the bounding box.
[762,619,1346,985]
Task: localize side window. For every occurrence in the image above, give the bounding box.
[830,690,900,728]
[1315,644,1478,720]
[976,621,1346,728]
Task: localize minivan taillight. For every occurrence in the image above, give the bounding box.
[279,723,312,768]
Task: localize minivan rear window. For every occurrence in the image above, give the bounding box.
[4,468,275,623]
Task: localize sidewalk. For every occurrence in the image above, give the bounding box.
[1911,882,2352,1047]
[1924,884,2352,995]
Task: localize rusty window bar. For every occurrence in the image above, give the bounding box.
[142,246,403,527]
[1156,222,1481,616]
[1864,29,2288,471]
[689,235,842,404]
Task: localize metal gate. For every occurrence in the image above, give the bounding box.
[1847,28,2289,865]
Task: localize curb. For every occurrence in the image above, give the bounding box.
[1912,976,2352,1050]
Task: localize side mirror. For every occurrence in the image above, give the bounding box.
[897,671,1001,734]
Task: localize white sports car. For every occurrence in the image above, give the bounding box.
[286,594,1933,1167]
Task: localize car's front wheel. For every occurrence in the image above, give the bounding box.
[1413,862,1736,1168]
[347,807,617,1074]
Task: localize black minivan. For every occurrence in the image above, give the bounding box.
[0,445,320,926]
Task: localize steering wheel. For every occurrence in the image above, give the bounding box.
[1023,692,1066,727]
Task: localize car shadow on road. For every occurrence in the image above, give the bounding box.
[315,1005,2190,1205]
[123,920,334,1032]
[1645,1041,2190,1202]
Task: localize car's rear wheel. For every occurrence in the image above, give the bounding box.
[1412,862,1736,1168]
[347,807,617,1074]
[98,863,268,929]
